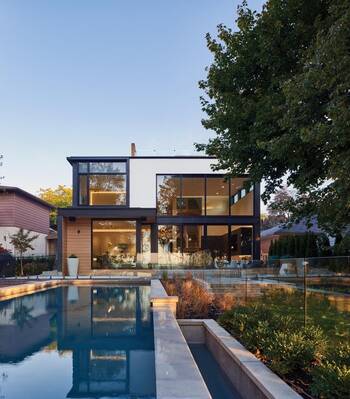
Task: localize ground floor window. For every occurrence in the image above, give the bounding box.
[92,220,136,269]
[156,223,254,267]
[230,225,253,262]
[89,219,254,269]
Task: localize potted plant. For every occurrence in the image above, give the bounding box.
[67,254,79,276]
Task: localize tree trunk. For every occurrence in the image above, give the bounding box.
[20,255,23,276]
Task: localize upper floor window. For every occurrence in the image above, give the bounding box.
[156,174,254,216]
[78,161,127,206]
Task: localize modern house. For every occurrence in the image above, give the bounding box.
[57,148,260,274]
[0,186,54,256]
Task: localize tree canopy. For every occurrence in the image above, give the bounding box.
[197,0,350,234]
[39,185,72,225]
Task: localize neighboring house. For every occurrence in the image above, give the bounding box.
[260,218,325,260]
[57,146,261,274]
[0,186,54,256]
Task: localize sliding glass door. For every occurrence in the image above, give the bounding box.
[92,220,136,269]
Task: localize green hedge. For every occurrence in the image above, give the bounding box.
[219,301,349,398]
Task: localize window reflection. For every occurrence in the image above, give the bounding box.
[156,176,181,215]
[157,225,181,265]
[206,178,229,215]
[206,225,229,267]
[79,175,88,205]
[89,175,126,205]
[181,177,205,216]
[230,178,253,215]
[90,162,126,173]
[92,220,136,269]
[230,225,253,261]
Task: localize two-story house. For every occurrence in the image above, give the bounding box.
[57,149,260,275]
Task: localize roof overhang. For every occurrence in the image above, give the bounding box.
[57,207,156,222]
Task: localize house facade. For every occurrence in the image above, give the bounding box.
[57,154,260,274]
[0,186,54,256]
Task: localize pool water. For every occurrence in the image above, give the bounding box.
[0,285,156,399]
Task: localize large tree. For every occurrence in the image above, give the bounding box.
[39,185,72,225]
[196,0,350,234]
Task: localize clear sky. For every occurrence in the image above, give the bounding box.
[0,0,264,195]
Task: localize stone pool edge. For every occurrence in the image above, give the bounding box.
[150,279,212,399]
[0,277,151,301]
[179,319,302,399]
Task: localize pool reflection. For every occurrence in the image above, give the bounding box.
[0,285,156,399]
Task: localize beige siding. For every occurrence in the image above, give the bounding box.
[63,218,91,275]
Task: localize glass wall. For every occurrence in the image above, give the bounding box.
[230,225,253,261]
[92,220,136,269]
[206,178,229,215]
[181,177,205,216]
[206,225,229,266]
[230,177,254,215]
[157,225,182,265]
[156,175,254,216]
[156,176,181,215]
[182,225,207,266]
[89,175,126,205]
[78,161,127,206]
[140,225,151,265]
[79,175,88,205]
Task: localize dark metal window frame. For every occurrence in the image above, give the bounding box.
[91,218,138,270]
[76,159,130,207]
[155,173,255,217]
[156,222,254,260]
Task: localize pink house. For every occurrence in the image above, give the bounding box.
[0,186,54,256]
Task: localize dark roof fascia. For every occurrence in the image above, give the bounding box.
[67,155,217,164]
[57,207,156,219]
[0,186,54,210]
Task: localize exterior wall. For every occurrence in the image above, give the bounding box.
[0,227,48,256]
[63,219,91,275]
[0,192,50,235]
[129,158,223,208]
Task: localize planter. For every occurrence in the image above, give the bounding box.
[67,258,79,276]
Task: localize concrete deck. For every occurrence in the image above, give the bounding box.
[150,279,211,399]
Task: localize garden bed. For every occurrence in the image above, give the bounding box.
[162,275,350,399]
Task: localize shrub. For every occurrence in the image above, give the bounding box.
[310,344,350,399]
[219,303,326,376]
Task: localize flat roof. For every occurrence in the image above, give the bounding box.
[0,186,54,209]
[67,155,216,165]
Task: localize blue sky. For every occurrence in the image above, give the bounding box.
[0,0,264,195]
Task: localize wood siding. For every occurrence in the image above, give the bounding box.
[0,192,50,235]
[63,218,91,275]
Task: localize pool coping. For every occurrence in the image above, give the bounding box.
[0,277,151,301]
[179,319,302,399]
[150,279,212,399]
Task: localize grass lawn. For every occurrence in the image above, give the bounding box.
[251,288,350,345]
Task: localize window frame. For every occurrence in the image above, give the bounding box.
[77,160,129,207]
[156,174,254,217]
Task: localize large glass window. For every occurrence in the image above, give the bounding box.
[89,175,126,205]
[230,178,254,215]
[92,220,136,269]
[140,225,152,265]
[157,225,181,265]
[156,176,181,215]
[230,225,253,261]
[182,225,204,254]
[90,162,126,173]
[79,175,88,205]
[78,161,127,206]
[181,177,205,216]
[206,225,229,266]
[206,178,229,215]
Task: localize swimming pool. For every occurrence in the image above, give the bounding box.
[0,285,156,399]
